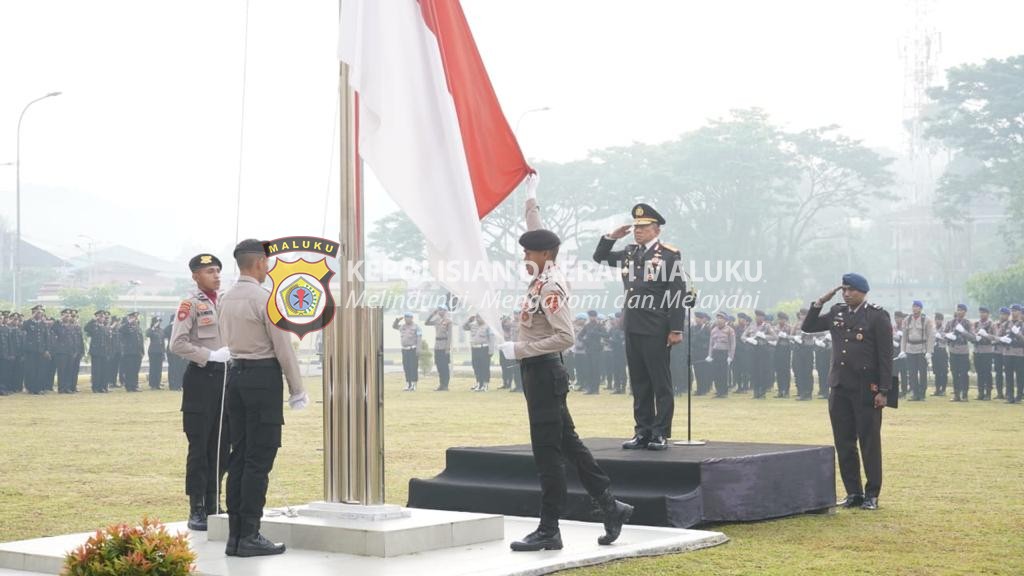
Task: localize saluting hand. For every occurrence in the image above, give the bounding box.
[607,225,632,240]
[816,285,843,307]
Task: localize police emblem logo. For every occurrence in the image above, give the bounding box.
[199,255,213,265]
[265,236,339,339]
[635,206,644,217]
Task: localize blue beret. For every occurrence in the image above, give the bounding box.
[737,312,751,321]
[519,229,561,251]
[587,309,598,317]
[979,306,990,313]
[403,311,414,317]
[957,303,967,311]
[695,311,709,319]
[1000,307,1011,314]
[912,300,923,308]
[841,273,869,293]
[715,310,728,318]
[1012,304,1023,312]
[776,311,789,320]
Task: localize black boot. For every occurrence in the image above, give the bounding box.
[225,515,240,556]
[187,494,207,531]
[235,519,286,557]
[595,490,634,545]
[510,525,562,552]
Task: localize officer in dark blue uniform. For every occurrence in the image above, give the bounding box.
[594,203,688,451]
[802,273,892,511]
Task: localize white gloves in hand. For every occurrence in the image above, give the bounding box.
[978,329,989,337]
[705,355,713,363]
[778,333,788,340]
[955,324,966,334]
[999,336,1013,344]
[745,337,758,345]
[895,330,903,338]
[289,391,309,410]
[209,347,231,363]
[498,341,517,360]
[524,173,539,201]
[897,351,907,360]
[756,331,766,339]
[814,338,825,348]
[1013,326,1021,335]
[945,333,957,341]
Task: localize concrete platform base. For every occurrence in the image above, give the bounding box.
[207,506,501,557]
[0,516,726,576]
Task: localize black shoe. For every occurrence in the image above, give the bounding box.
[861,497,879,510]
[434,387,448,391]
[225,535,239,556]
[621,435,650,450]
[235,532,286,557]
[187,496,207,531]
[646,436,668,451]
[838,494,864,508]
[510,527,562,552]
[595,492,634,545]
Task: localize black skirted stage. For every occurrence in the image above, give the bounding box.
[408,439,836,528]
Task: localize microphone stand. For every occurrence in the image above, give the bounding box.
[675,286,705,447]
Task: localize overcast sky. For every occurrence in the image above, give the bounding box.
[1,0,1022,265]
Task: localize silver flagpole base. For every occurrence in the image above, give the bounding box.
[673,440,707,446]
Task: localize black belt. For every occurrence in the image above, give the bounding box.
[520,352,561,366]
[231,358,281,369]
[189,361,225,370]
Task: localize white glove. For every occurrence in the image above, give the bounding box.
[945,332,957,341]
[778,333,788,340]
[727,357,733,365]
[925,353,932,361]
[524,173,539,200]
[793,335,803,344]
[498,341,517,360]
[768,340,777,346]
[1000,336,1013,344]
[1013,326,1021,335]
[897,351,907,360]
[895,330,903,338]
[814,338,825,348]
[755,331,765,339]
[978,328,989,337]
[289,391,309,410]
[745,337,758,345]
[955,324,966,334]
[704,355,713,362]
[892,340,900,348]
[208,347,230,363]
[976,334,983,342]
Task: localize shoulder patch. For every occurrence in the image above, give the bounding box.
[659,242,680,253]
[543,293,562,313]
[177,300,192,321]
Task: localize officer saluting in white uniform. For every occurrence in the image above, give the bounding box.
[219,239,308,558]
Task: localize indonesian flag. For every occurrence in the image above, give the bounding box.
[339,0,531,336]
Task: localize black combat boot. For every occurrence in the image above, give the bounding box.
[510,524,562,552]
[187,495,207,531]
[595,490,634,545]
[225,515,240,556]
[235,519,286,557]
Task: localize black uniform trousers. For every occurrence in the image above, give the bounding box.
[932,348,949,394]
[44,355,57,391]
[895,357,909,397]
[774,346,792,396]
[829,383,883,498]
[54,353,77,393]
[906,353,928,400]
[1005,355,1023,402]
[90,354,109,392]
[733,346,750,392]
[625,333,674,438]
[168,353,186,391]
[949,353,969,399]
[711,349,730,397]
[974,352,992,398]
[226,361,284,536]
[815,348,831,397]
[751,346,773,398]
[694,360,711,395]
[120,353,142,391]
[792,347,814,399]
[23,352,46,394]
[149,353,164,389]
[401,348,419,383]
[183,363,230,503]
[521,356,611,529]
[470,346,491,385]
[993,354,1004,397]
[611,348,627,393]
[584,347,603,393]
[434,349,450,390]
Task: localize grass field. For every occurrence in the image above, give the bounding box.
[1,373,1022,575]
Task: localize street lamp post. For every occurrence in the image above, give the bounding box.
[15,91,62,308]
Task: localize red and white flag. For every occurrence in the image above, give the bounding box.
[339,0,531,334]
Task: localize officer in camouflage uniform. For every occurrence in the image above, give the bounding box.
[170,253,231,532]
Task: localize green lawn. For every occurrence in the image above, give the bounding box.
[1,375,1021,575]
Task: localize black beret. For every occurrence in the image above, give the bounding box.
[737,312,751,321]
[518,229,561,251]
[189,253,223,272]
[754,309,766,317]
[233,238,269,258]
[632,203,666,226]
[776,311,789,320]
[694,311,709,319]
